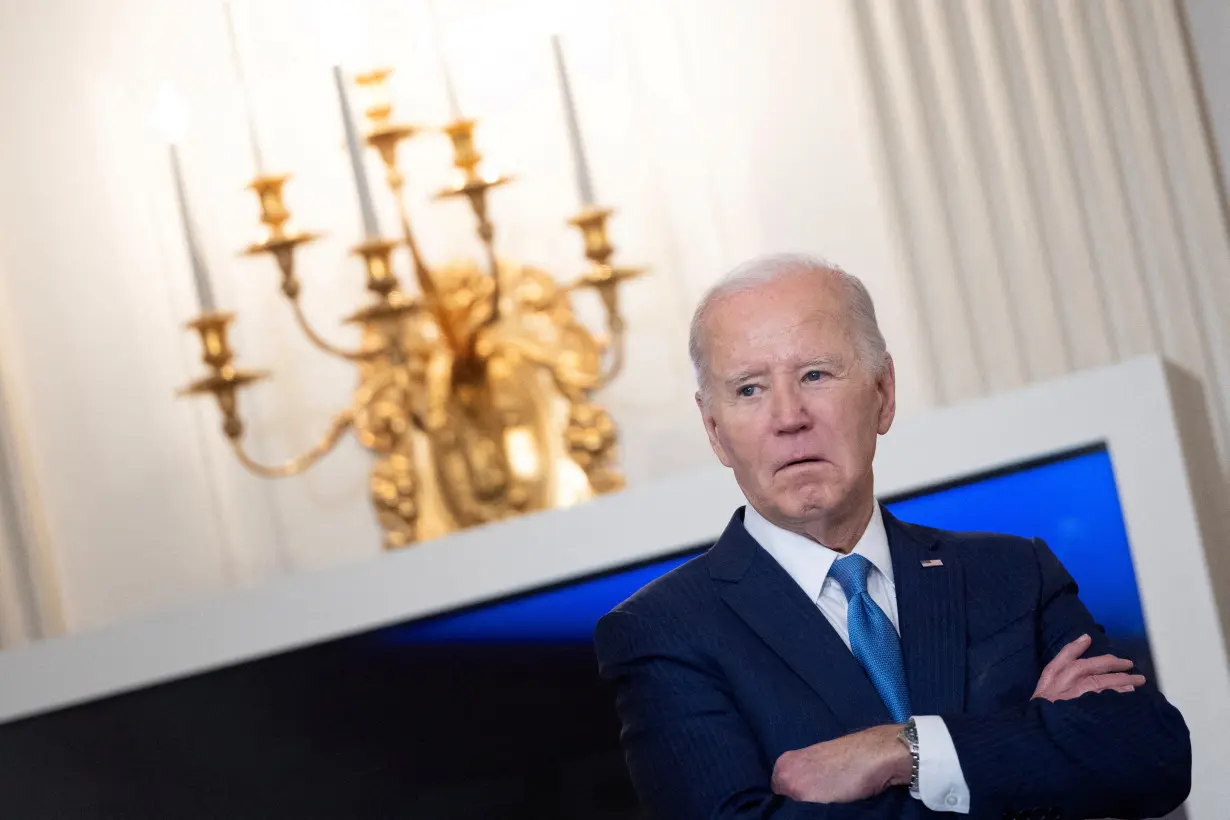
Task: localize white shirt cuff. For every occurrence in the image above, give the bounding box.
[910,715,970,813]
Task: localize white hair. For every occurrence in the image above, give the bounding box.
[688,252,889,398]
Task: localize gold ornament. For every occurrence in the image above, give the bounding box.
[179,68,642,548]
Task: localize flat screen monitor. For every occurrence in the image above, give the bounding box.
[0,443,1152,818]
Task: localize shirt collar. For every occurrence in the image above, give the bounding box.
[742,502,895,602]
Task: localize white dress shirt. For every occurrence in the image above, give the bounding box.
[743,503,971,814]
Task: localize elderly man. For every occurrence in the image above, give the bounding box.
[594,254,1190,819]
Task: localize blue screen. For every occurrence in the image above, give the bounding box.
[885,447,1145,641]
[378,445,1150,661]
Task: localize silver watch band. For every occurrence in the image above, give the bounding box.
[898,717,921,793]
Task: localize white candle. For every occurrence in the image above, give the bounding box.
[425,0,463,120]
[222,0,266,176]
[332,65,381,238]
[156,84,216,314]
[551,34,595,207]
[168,145,216,313]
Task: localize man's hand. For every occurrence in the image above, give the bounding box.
[1032,633,1145,702]
[771,724,911,804]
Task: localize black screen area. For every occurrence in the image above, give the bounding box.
[0,638,642,819]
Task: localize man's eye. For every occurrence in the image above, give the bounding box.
[739,385,757,397]
[803,370,827,382]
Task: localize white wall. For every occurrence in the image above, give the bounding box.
[0,0,918,634]
[9,0,1227,638]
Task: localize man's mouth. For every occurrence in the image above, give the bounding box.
[778,457,824,471]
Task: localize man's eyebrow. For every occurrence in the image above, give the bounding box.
[724,368,765,387]
[801,356,843,370]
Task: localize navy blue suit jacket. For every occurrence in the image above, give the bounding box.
[594,507,1190,820]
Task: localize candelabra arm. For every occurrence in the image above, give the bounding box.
[391,195,462,354]
[594,312,627,390]
[361,113,464,356]
[241,180,386,362]
[389,190,430,294]
[437,120,513,340]
[469,190,503,327]
[287,295,389,362]
[230,412,353,479]
[564,207,642,391]
[228,371,395,479]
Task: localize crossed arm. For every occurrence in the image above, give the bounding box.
[595,541,1191,819]
[596,604,910,819]
[770,633,1150,808]
[935,542,1190,817]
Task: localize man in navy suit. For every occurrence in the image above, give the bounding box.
[594,254,1190,819]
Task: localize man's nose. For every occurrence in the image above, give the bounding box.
[769,385,811,434]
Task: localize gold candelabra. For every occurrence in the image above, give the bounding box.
[179,68,642,548]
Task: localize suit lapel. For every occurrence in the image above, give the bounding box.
[710,510,892,732]
[884,507,967,716]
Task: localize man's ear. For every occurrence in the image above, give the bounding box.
[696,391,732,468]
[876,355,897,435]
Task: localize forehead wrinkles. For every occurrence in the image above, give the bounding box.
[711,304,849,364]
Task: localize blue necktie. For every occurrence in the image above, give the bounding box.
[828,553,912,723]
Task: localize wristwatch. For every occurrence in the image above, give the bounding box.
[897,717,920,794]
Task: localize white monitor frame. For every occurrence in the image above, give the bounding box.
[0,355,1226,818]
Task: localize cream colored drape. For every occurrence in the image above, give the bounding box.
[852,0,1230,477]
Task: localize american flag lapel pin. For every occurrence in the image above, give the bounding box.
[920,559,944,568]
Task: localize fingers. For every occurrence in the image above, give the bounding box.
[1033,636,1145,702]
[1036,635,1093,692]
[1083,672,1146,693]
[1050,634,1092,669]
[1074,654,1135,677]
[771,751,798,798]
[1064,657,1137,694]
